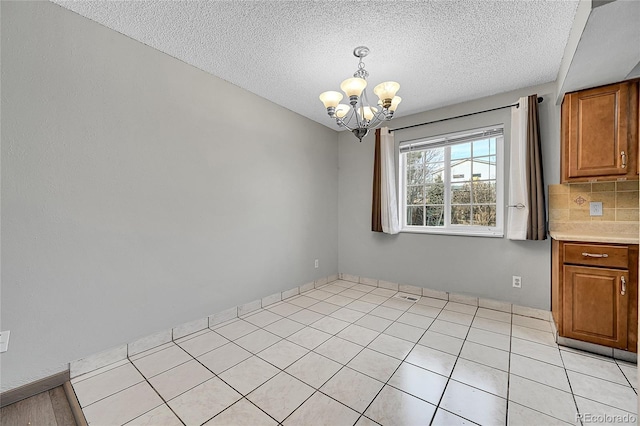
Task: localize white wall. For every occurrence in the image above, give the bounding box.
[338,83,559,310]
[0,1,338,391]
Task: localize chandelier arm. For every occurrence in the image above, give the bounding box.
[340,107,359,131]
[362,88,388,128]
[370,108,390,124]
[338,118,355,132]
[339,107,358,131]
[367,115,386,130]
[357,103,366,128]
[362,88,388,116]
[367,117,383,129]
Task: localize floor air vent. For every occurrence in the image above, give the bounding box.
[393,294,420,302]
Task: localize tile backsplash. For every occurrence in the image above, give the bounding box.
[549,181,639,222]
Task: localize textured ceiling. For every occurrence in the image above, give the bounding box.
[51,0,579,129]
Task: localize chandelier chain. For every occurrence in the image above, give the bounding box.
[354,58,369,79]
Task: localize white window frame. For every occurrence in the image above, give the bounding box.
[398,125,504,237]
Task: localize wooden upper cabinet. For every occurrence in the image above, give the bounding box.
[562,80,639,182]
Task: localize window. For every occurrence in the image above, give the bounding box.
[399,126,504,237]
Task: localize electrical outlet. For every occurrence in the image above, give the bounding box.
[314,259,319,268]
[512,276,522,288]
[589,201,603,216]
[0,331,10,353]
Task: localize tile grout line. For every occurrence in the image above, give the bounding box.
[504,310,513,425]
[284,285,434,423]
[198,380,279,425]
[210,281,388,423]
[207,298,357,422]
[278,363,376,425]
[509,318,611,424]
[131,333,278,425]
[294,288,560,424]
[507,322,608,424]
[437,307,508,422]
[75,341,210,413]
[355,300,437,424]
[126,352,187,426]
[171,337,281,425]
[614,359,638,393]
[558,346,584,426]
[71,365,143,408]
[200,397,279,426]
[558,356,637,388]
[257,286,392,424]
[567,393,639,417]
[429,303,481,426]
[71,359,132,386]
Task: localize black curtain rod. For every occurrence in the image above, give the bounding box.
[390,96,543,133]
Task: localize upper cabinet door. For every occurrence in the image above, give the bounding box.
[562,81,638,182]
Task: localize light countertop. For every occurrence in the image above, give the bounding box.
[549,221,639,245]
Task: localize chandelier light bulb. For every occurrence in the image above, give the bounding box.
[319,91,343,109]
[340,77,367,99]
[361,106,378,121]
[389,96,402,112]
[374,81,400,108]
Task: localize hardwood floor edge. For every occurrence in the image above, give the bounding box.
[0,370,69,408]
[49,386,77,425]
[63,381,88,426]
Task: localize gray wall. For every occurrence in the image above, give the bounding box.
[338,83,560,310]
[1,1,338,391]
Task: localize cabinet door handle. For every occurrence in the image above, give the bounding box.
[621,276,626,296]
[581,252,609,258]
[621,151,627,168]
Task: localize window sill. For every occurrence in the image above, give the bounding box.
[400,226,504,238]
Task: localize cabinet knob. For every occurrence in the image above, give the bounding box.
[621,276,626,296]
[621,151,627,169]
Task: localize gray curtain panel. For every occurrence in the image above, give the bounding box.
[526,94,547,240]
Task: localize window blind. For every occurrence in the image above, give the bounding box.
[399,127,504,153]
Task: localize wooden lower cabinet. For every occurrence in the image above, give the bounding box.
[562,265,628,348]
[552,240,638,353]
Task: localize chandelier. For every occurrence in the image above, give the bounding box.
[319,46,401,142]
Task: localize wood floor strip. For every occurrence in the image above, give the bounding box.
[0,390,57,426]
[50,386,76,425]
[63,381,87,426]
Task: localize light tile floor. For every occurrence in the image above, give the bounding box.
[71,280,639,425]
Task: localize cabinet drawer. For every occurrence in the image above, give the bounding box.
[563,243,629,268]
